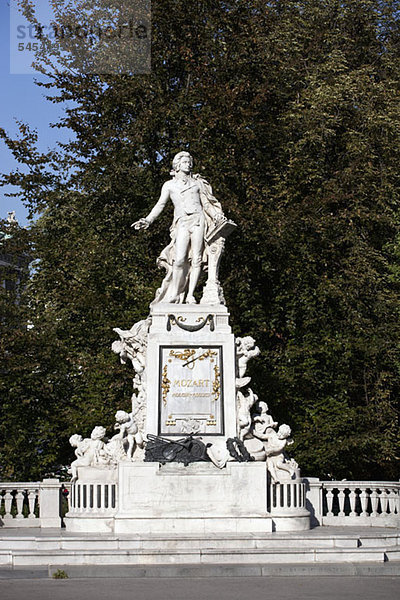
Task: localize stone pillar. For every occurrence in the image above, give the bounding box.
[39,478,61,528]
[304,477,321,527]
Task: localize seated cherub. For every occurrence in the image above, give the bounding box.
[68,426,108,482]
[252,401,278,440]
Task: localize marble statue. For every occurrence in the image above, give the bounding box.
[257,424,298,483]
[69,426,111,482]
[132,151,236,305]
[236,388,258,440]
[112,318,150,444]
[252,401,278,438]
[114,410,144,460]
[131,373,146,433]
[235,336,260,388]
[112,318,150,373]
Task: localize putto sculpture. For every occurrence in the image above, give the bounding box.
[68,426,110,482]
[132,151,236,305]
[114,410,144,460]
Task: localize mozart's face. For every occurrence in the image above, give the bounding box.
[179,155,191,173]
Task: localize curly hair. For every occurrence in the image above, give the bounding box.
[171,151,193,174]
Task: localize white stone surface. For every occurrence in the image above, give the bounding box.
[132,151,236,305]
[145,303,237,444]
[39,479,61,528]
[113,461,272,534]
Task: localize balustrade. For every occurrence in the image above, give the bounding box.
[68,482,117,515]
[1,478,399,529]
[307,480,400,526]
[0,483,40,526]
[268,479,306,513]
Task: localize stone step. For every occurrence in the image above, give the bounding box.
[0,562,399,579]
[0,532,398,552]
[0,545,395,567]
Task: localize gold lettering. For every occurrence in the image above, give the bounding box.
[171,379,212,388]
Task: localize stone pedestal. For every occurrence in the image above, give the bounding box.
[39,478,62,528]
[145,303,237,443]
[114,461,273,533]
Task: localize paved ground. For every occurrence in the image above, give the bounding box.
[0,575,399,600]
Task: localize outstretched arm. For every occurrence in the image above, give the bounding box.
[131,182,170,229]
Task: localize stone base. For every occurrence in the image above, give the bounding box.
[114,516,273,534]
[64,462,311,534]
[270,512,312,532]
[115,461,273,534]
[64,516,116,533]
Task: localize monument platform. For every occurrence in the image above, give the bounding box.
[0,527,399,571]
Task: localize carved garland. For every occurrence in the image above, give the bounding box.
[167,314,215,332]
[212,364,220,402]
[161,365,170,406]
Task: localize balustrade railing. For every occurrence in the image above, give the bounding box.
[268,479,306,513]
[1,478,399,529]
[0,482,40,526]
[0,479,63,528]
[306,479,400,527]
[68,481,117,515]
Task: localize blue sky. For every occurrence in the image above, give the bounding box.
[0,0,72,227]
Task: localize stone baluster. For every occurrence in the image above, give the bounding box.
[359,487,369,516]
[348,488,356,517]
[15,490,25,519]
[3,491,13,520]
[282,483,288,508]
[388,487,398,515]
[27,489,37,519]
[70,484,75,512]
[326,488,334,516]
[100,484,105,511]
[290,483,295,508]
[380,489,388,516]
[370,488,379,517]
[394,487,400,514]
[337,487,345,517]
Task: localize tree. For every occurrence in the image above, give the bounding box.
[1,0,399,479]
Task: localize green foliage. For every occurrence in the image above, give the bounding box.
[52,569,69,579]
[1,0,399,480]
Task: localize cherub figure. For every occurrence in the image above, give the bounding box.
[263,424,298,483]
[112,318,150,373]
[236,336,260,388]
[252,401,278,439]
[114,410,144,460]
[131,373,146,432]
[237,388,258,440]
[68,426,108,482]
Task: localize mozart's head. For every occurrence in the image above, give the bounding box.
[171,151,193,173]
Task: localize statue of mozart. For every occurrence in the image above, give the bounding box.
[132,151,235,305]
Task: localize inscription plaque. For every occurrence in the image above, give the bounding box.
[159,345,224,436]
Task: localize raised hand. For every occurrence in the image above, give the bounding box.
[131,218,150,230]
